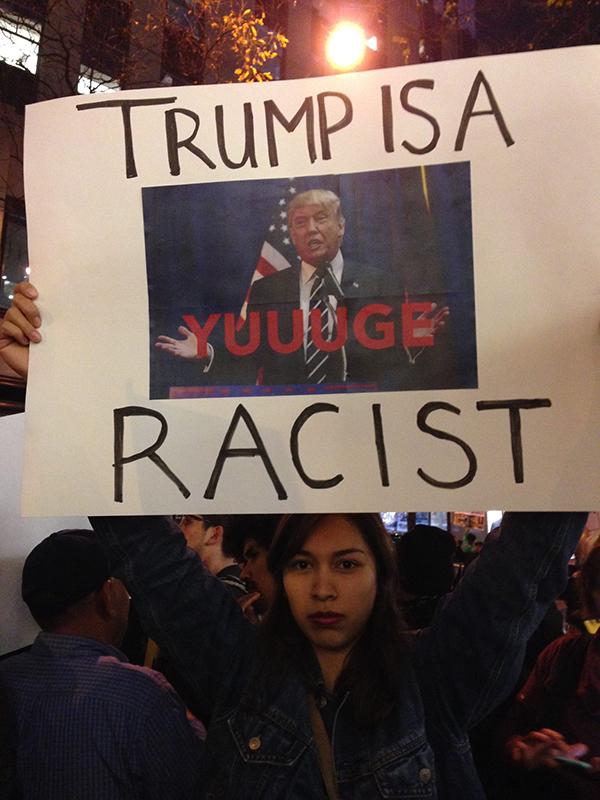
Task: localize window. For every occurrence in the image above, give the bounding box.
[430,512,449,530]
[381,512,450,533]
[0,11,40,73]
[0,196,28,309]
[381,512,410,533]
[486,510,503,532]
[78,65,119,94]
[450,511,486,541]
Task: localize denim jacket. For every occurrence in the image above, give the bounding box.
[91,512,586,800]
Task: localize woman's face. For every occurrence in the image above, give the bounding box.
[282,515,377,662]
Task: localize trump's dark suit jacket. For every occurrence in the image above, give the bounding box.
[234,259,406,388]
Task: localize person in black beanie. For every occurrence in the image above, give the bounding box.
[0,530,205,800]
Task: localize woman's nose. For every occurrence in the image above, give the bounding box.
[311,569,336,600]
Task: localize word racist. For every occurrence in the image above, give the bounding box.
[113,398,550,503]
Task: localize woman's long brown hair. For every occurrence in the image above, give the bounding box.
[260,513,410,727]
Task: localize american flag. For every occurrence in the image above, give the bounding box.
[239,180,301,320]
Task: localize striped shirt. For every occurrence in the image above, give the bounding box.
[0,632,205,799]
[216,564,247,599]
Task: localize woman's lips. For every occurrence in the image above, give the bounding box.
[308,612,344,626]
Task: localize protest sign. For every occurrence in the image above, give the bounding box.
[22,46,600,514]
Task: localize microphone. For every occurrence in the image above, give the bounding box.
[316,262,345,302]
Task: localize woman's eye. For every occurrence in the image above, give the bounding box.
[288,559,310,571]
[338,560,359,570]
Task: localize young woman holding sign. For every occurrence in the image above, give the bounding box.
[0,285,590,798]
[86,511,585,799]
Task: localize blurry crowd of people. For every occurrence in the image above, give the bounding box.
[1,511,598,799]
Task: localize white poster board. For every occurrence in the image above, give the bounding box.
[22,46,600,515]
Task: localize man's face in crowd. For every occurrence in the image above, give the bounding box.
[239,538,276,613]
[289,202,345,267]
[178,515,213,562]
[107,577,132,647]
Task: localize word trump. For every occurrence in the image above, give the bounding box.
[76,70,513,180]
[184,302,437,358]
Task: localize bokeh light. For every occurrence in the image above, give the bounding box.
[325,21,367,71]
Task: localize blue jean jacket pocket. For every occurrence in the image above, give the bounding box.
[228,707,309,767]
[338,734,436,799]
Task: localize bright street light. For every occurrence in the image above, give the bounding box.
[325,21,369,71]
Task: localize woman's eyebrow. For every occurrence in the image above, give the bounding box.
[294,548,366,558]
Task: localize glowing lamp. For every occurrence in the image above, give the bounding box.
[325,21,367,71]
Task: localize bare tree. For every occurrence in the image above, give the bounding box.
[0,0,286,190]
[0,0,286,314]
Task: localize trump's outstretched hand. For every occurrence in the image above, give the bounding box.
[155,326,200,360]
